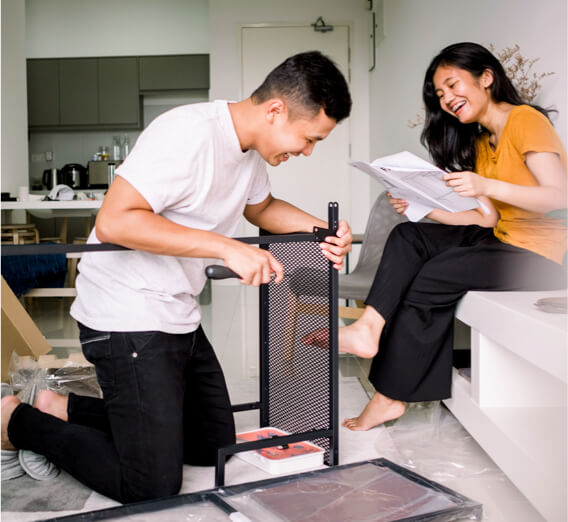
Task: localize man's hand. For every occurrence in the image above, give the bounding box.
[223,240,284,286]
[442,171,487,198]
[319,219,352,270]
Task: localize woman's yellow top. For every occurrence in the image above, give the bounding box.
[476,105,567,264]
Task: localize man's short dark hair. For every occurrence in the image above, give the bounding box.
[251,51,352,123]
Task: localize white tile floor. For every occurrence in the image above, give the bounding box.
[3,282,548,521]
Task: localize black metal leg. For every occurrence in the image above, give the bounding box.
[215,448,227,487]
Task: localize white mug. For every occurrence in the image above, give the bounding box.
[18,186,29,201]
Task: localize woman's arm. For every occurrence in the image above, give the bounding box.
[443,151,567,214]
[389,195,498,227]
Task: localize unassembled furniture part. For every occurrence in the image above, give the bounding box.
[209,203,340,486]
[39,458,482,521]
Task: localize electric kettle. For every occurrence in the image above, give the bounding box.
[42,168,62,190]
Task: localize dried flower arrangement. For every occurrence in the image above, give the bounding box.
[407,44,554,128]
[488,43,554,103]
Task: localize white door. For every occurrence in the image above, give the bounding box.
[228,25,351,379]
[241,25,351,226]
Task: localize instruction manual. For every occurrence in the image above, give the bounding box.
[350,151,481,222]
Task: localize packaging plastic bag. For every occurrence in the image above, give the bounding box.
[8,352,101,406]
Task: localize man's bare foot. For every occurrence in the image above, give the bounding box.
[342,391,406,431]
[1,396,21,450]
[35,390,68,422]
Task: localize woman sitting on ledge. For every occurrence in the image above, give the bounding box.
[305,41,567,430]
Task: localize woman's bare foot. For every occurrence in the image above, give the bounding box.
[302,306,385,359]
[342,391,406,431]
[1,396,21,450]
[338,306,385,358]
[35,390,69,422]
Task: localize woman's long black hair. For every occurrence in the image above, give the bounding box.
[420,42,553,172]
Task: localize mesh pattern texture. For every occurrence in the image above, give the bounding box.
[264,240,334,463]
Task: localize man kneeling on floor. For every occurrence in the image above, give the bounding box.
[1,51,352,503]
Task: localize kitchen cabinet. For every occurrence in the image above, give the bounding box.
[27,59,59,127]
[139,55,209,91]
[98,57,140,126]
[28,57,140,130]
[27,54,207,131]
[59,58,99,125]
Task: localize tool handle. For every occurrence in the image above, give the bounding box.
[205,265,241,280]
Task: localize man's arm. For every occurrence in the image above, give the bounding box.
[244,194,352,269]
[95,176,285,285]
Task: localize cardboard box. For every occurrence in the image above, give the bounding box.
[236,427,325,475]
[1,277,51,381]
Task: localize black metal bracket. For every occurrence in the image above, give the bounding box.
[313,201,339,241]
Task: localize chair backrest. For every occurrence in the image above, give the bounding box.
[351,191,407,278]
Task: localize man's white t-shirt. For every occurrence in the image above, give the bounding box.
[70,100,270,334]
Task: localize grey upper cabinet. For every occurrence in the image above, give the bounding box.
[27,59,59,127]
[139,55,209,91]
[59,58,99,125]
[27,54,207,131]
[98,57,140,126]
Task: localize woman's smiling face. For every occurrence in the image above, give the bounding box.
[433,64,493,124]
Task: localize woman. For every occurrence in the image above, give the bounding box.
[305,42,567,430]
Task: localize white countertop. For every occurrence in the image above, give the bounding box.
[1,197,103,218]
[1,199,103,210]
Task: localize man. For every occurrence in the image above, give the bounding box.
[1,51,352,503]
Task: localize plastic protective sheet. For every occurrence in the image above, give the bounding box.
[225,460,481,521]
[46,459,481,522]
[374,402,504,484]
[7,352,101,405]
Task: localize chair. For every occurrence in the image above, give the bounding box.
[1,224,39,245]
[338,191,407,320]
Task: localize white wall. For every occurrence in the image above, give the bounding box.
[209,0,373,232]
[370,0,567,199]
[1,0,29,196]
[25,0,208,57]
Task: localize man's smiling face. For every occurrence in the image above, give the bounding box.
[257,103,337,167]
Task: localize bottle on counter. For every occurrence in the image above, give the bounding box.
[121,134,130,160]
[112,136,121,161]
[99,145,109,161]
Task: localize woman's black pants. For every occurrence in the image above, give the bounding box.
[365,222,566,402]
[7,324,236,503]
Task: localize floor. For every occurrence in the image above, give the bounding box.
[2,282,546,521]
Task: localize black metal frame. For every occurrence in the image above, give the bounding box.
[39,458,483,521]
[214,202,339,486]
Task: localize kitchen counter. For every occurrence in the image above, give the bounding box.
[2,197,103,217]
[1,197,103,243]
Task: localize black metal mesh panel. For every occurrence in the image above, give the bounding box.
[265,240,333,463]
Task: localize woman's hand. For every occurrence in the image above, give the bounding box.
[387,193,409,215]
[442,171,488,198]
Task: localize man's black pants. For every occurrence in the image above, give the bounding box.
[8,324,236,503]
